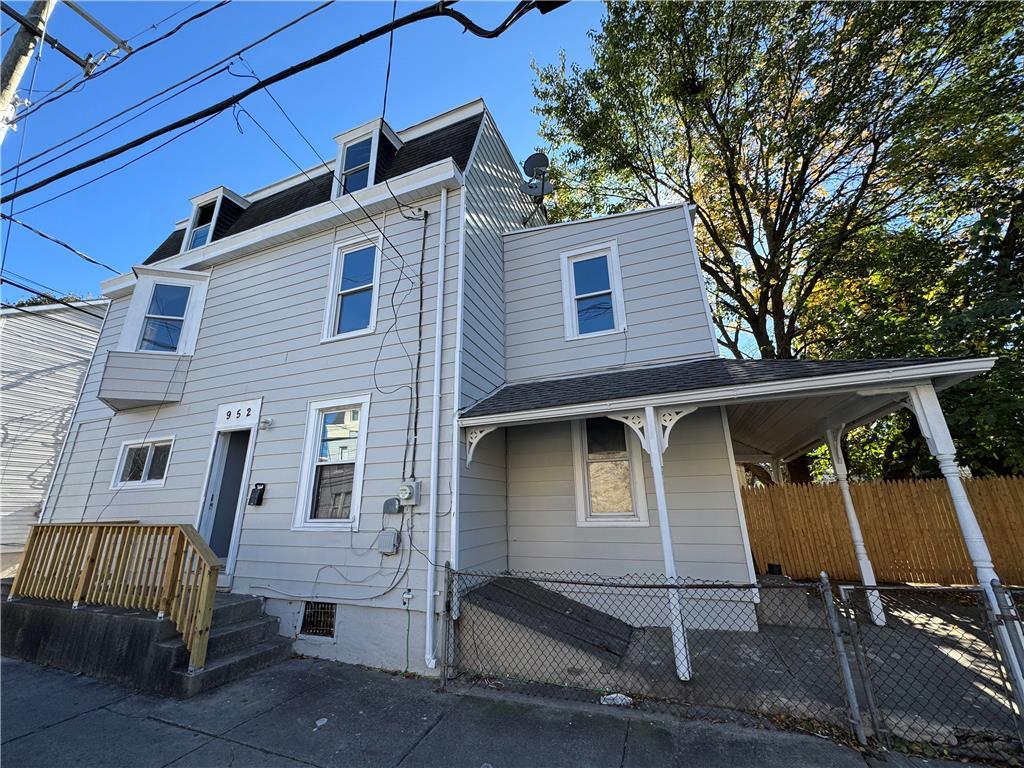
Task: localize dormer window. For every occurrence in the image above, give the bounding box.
[180,187,250,254]
[341,136,373,193]
[188,202,216,250]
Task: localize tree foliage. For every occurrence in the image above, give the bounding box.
[533,1,1023,477]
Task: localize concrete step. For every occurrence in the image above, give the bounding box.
[211,593,264,625]
[155,615,282,666]
[171,637,293,698]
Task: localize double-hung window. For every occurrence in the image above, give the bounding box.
[340,137,372,194]
[324,242,378,340]
[294,395,370,529]
[138,283,191,353]
[561,242,626,339]
[572,417,648,526]
[187,201,216,250]
[112,439,173,488]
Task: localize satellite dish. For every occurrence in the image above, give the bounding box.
[519,178,554,199]
[523,152,549,179]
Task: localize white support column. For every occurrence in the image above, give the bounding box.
[769,457,785,485]
[823,426,885,626]
[907,382,1024,691]
[644,406,691,681]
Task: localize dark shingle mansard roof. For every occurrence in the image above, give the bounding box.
[460,357,962,419]
[144,113,484,265]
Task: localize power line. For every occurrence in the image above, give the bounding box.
[15,114,219,215]
[124,1,201,44]
[1,267,71,297]
[1,9,48,276]
[1,213,119,273]
[6,0,335,180]
[0,301,100,330]
[1,0,554,207]
[7,65,231,184]
[0,277,105,319]
[8,0,231,127]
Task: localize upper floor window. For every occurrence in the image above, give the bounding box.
[188,201,216,250]
[571,417,648,527]
[117,267,210,357]
[138,283,191,352]
[341,136,373,193]
[322,240,379,342]
[560,242,626,340]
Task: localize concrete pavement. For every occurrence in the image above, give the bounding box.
[0,656,975,768]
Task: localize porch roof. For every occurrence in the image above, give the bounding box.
[459,357,994,460]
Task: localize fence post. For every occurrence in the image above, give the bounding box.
[990,579,1024,726]
[71,526,103,608]
[441,563,453,690]
[820,572,867,746]
[157,528,185,620]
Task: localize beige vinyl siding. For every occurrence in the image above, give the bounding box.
[45,191,462,614]
[456,113,531,571]
[460,111,534,407]
[0,304,105,563]
[505,409,751,582]
[503,205,717,382]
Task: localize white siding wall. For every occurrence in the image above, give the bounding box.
[0,304,105,567]
[503,205,717,382]
[45,191,462,672]
[506,409,751,583]
[456,113,533,571]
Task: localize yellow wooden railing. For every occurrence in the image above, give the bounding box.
[9,522,221,671]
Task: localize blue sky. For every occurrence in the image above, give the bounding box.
[0,0,603,303]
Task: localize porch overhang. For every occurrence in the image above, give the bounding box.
[457,357,996,463]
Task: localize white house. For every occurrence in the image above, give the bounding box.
[0,299,107,571]
[39,99,1001,679]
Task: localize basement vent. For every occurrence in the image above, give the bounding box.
[300,601,336,637]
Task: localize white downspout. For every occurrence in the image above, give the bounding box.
[424,188,448,669]
[449,191,468,572]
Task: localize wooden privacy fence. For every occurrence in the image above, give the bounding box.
[9,522,221,671]
[743,476,1024,586]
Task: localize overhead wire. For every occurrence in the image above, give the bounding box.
[124,1,201,43]
[5,0,335,180]
[1,7,48,275]
[8,0,232,127]
[0,301,100,330]
[1,0,550,207]
[0,268,71,298]
[0,277,106,320]
[14,114,220,215]
[0,213,119,273]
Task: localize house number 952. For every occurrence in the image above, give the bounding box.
[226,407,252,420]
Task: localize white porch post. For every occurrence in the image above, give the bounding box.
[769,457,785,485]
[643,405,691,681]
[823,427,885,626]
[907,382,1024,690]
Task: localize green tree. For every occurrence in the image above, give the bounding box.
[533,1,1023,477]
[533,1,1022,360]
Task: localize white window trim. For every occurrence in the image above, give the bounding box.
[320,234,383,343]
[179,187,250,255]
[570,419,649,527]
[292,393,371,531]
[183,198,222,252]
[110,436,176,490]
[331,132,378,199]
[118,268,210,356]
[560,240,627,341]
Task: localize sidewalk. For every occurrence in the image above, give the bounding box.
[0,656,970,768]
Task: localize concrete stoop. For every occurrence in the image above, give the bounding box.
[0,591,291,698]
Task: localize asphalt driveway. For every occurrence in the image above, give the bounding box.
[0,656,972,768]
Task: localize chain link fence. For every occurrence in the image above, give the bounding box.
[443,567,1024,763]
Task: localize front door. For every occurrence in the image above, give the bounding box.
[202,429,251,561]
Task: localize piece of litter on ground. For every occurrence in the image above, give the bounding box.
[313,717,329,730]
[599,693,633,706]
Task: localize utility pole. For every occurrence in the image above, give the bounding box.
[1,0,58,132]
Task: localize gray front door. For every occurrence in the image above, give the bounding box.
[204,429,251,559]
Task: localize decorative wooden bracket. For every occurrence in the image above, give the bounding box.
[609,406,697,455]
[465,425,498,467]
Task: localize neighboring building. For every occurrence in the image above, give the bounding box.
[0,300,107,571]
[40,99,997,678]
